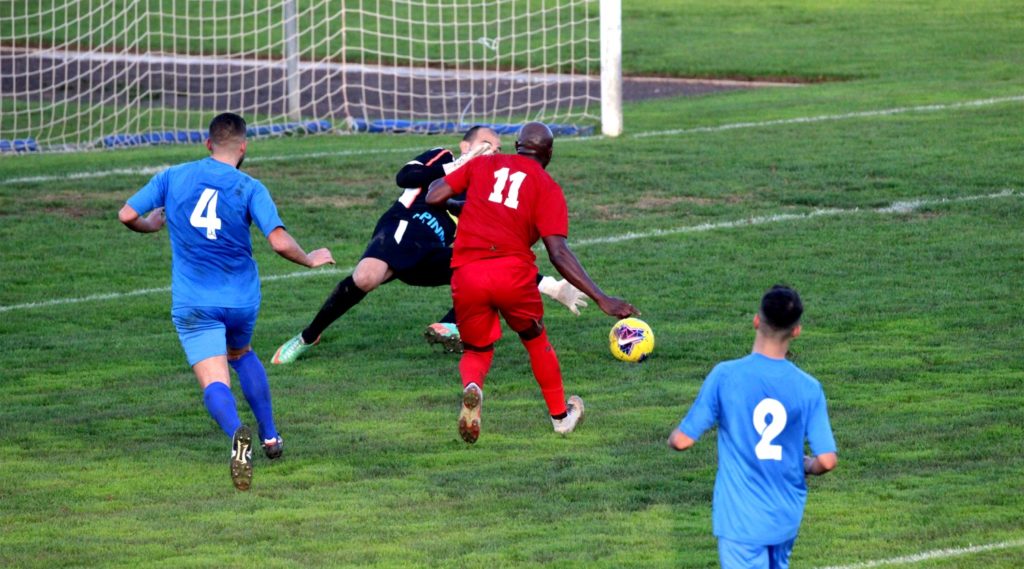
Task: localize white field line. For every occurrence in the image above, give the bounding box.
[0,189,1017,315]
[815,537,1024,569]
[3,95,1023,186]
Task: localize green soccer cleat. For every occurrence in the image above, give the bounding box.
[424,322,464,353]
[272,333,319,365]
[230,425,254,491]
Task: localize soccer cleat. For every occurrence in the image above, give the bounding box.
[424,322,464,354]
[552,395,585,435]
[262,436,283,460]
[272,333,319,365]
[458,383,483,443]
[230,425,254,491]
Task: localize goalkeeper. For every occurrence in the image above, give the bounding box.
[272,126,586,364]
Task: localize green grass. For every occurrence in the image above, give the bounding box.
[2,0,1024,567]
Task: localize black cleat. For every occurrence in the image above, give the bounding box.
[230,425,254,491]
[262,436,284,461]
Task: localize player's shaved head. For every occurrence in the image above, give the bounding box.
[209,112,247,148]
[759,285,803,336]
[515,122,554,168]
[462,125,496,143]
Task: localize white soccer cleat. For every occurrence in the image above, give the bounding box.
[538,276,588,315]
[458,383,483,444]
[552,395,585,435]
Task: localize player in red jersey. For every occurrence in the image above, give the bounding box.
[426,122,639,443]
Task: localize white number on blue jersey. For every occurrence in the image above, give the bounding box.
[488,167,526,209]
[189,188,222,240]
[753,398,787,461]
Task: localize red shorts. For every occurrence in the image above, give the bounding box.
[451,256,543,347]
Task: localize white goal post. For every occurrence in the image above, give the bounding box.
[0,0,622,153]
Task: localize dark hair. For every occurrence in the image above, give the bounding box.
[462,125,489,143]
[208,112,247,146]
[760,285,803,331]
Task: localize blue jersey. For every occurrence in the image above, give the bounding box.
[680,352,836,545]
[127,157,284,309]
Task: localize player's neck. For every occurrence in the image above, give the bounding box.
[210,153,238,167]
[751,336,790,360]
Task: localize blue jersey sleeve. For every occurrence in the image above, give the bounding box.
[806,385,837,455]
[126,169,168,214]
[679,366,722,440]
[249,181,285,237]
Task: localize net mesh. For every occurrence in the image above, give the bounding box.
[0,0,600,152]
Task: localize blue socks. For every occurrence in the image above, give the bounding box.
[202,382,242,438]
[230,351,279,442]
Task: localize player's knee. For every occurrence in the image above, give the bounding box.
[464,342,495,353]
[516,321,544,341]
[226,345,251,361]
[353,262,389,291]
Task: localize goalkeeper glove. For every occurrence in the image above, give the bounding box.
[538,276,587,316]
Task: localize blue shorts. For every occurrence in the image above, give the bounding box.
[718,536,796,569]
[171,305,259,366]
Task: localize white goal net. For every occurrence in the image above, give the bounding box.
[0,0,618,153]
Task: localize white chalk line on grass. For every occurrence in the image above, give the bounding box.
[4,95,1023,186]
[815,537,1024,569]
[1,189,1017,315]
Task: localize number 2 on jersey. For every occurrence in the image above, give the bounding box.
[189,188,222,240]
[753,398,788,461]
[489,167,526,209]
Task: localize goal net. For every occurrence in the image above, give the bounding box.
[0,0,618,153]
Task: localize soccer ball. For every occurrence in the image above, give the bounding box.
[609,318,655,363]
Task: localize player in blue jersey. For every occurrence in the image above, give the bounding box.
[118,112,335,491]
[271,126,587,364]
[668,285,837,569]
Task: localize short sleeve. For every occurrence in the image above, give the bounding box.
[679,367,722,441]
[534,176,568,238]
[443,156,473,195]
[806,385,837,455]
[126,169,168,215]
[249,181,285,237]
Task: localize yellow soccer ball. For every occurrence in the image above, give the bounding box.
[609,318,655,363]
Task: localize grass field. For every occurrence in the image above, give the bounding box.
[2,1,1024,567]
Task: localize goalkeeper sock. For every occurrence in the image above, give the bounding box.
[202,382,242,438]
[302,276,368,344]
[230,351,278,442]
[459,348,494,390]
[522,329,568,417]
[438,308,456,324]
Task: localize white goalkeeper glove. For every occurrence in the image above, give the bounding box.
[442,141,493,175]
[538,276,588,316]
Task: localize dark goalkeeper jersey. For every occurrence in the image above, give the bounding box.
[378,146,459,247]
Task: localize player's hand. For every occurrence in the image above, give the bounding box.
[470,140,495,156]
[306,248,335,268]
[145,207,166,230]
[597,295,639,319]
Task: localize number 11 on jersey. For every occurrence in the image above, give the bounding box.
[190,188,222,240]
[489,167,526,209]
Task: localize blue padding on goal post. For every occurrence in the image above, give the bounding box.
[348,119,594,137]
[0,138,40,153]
[100,120,333,148]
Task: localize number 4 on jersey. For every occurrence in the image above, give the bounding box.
[489,167,526,209]
[190,188,222,240]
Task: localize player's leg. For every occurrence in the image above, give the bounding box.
[498,260,584,434]
[717,537,769,569]
[273,257,392,364]
[396,247,464,352]
[767,538,796,569]
[173,307,253,491]
[451,264,502,443]
[225,306,283,459]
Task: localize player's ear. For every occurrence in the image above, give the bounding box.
[753,313,761,330]
[205,138,213,153]
[790,324,802,339]
[458,140,471,155]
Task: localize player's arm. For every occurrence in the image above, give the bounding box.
[667,428,696,451]
[425,178,456,206]
[118,204,165,233]
[396,149,451,189]
[541,235,638,319]
[266,227,334,268]
[803,452,838,476]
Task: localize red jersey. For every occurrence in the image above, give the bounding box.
[444,153,569,268]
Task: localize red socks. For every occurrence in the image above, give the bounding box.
[459,348,494,389]
[522,329,567,417]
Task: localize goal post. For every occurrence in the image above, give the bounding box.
[0,0,623,153]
